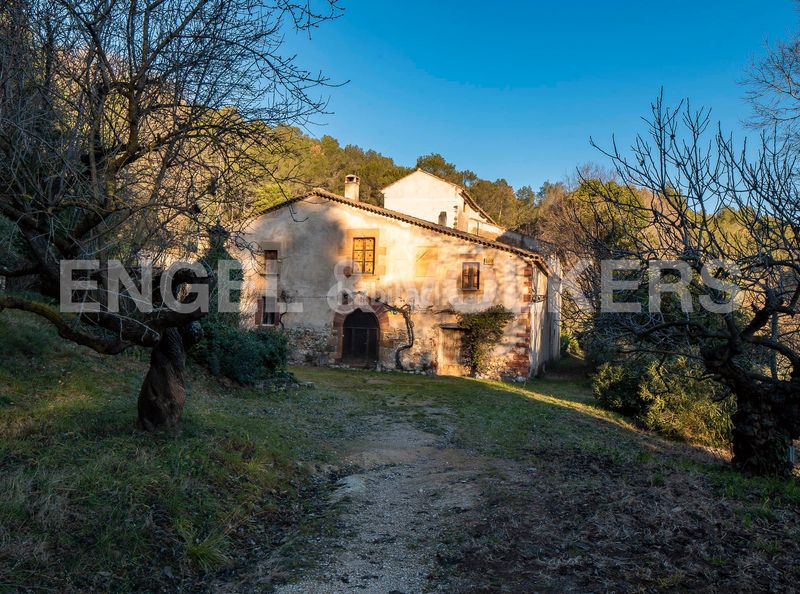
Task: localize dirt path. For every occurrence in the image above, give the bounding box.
[274,417,505,594]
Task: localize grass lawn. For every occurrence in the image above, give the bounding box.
[0,312,365,592]
[1,311,799,592]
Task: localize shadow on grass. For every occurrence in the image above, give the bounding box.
[0,312,339,593]
[293,365,730,472]
[3,310,798,593]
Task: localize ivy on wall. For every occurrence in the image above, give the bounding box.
[457,305,515,376]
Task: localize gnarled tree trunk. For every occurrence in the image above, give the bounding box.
[731,392,795,476]
[137,324,202,431]
[704,348,800,476]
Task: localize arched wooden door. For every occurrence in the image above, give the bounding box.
[342,309,380,365]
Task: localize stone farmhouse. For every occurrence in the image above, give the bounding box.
[237,169,561,378]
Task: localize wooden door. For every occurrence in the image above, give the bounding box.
[439,327,469,376]
[342,309,380,366]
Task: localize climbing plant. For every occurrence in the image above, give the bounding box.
[457,305,515,376]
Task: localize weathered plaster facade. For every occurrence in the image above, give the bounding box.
[383,169,506,238]
[238,172,560,378]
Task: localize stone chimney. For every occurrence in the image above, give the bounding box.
[344,174,360,201]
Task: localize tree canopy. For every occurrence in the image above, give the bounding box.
[0,0,338,429]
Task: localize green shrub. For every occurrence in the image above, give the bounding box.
[192,317,288,385]
[638,359,733,447]
[593,360,650,417]
[560,331,581,357]
[581,333,616,370]
[593,357,734,447]
[190,236,288,385]
[200,239,242,325]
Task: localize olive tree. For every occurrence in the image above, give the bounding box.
[582,96,800,476]
[0,0,338,429]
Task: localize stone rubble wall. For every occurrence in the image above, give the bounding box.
[283,325,334,366]
[281,309,531,382]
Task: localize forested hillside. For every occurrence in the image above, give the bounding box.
[254,126,567,232]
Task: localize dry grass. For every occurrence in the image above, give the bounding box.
[423,368,800,593]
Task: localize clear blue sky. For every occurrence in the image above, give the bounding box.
[285,0,799,190]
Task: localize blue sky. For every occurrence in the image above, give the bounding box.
[285,1,799,190]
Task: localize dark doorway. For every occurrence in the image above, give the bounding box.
[342,309,380,366]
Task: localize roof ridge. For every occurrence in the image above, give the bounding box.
[257,189,549,274]
[379,169,498,226]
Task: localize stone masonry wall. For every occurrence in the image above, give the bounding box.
[284,325,334,366]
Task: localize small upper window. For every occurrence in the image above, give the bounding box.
[352,237,375,274]
[438,211,447,226]
[461,262,480,291]
[258,249,279,275]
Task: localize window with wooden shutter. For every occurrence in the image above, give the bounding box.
[352,237,375,274]
[461,262,480,291]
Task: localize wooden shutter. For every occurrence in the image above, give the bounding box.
[461,262,480,290]
[255,296,264,326]
[352,237,375,274]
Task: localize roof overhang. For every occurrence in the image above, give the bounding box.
[258,188,550,275]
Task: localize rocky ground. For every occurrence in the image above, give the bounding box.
[274,419,492,593]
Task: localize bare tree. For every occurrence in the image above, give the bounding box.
[746,29,800,147]
[581,95,800,476]
[0,0,338,429]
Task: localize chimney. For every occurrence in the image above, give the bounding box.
[344,174,360,201]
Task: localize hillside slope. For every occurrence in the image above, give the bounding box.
[0,312,347,592]
[2,312,800,592]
